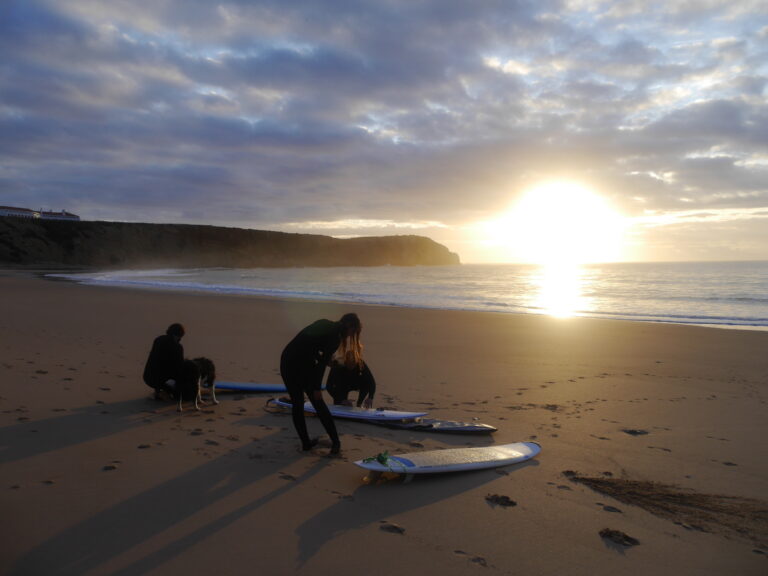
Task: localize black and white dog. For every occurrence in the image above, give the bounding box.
[176,357,218,412]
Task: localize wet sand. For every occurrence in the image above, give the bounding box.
[1,271,766,575]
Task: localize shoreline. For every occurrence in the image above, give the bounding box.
[2,272,767,575]
[30,266,768,333]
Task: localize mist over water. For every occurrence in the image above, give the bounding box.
[50,261,768,330]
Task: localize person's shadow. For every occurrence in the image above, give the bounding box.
[7,428,330,576]
[1,399,162,464]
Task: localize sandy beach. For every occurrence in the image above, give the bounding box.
[1,271,766,576]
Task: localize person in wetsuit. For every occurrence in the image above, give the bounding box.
[143,323,185,399]
[280,313,362,455]
[327,354,376,408]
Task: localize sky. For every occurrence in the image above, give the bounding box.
[1,0,767,263]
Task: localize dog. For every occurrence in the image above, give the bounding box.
[176,356,218,412]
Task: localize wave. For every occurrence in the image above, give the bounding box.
[48,263,768,331]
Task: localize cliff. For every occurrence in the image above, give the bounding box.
[0,218,460,268]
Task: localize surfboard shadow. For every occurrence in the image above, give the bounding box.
[295,459,539,567]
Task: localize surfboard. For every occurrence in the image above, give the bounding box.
[214,381,288,393]
[354,442,541,475]
[373,417,497,434]
[265,398,490,432]
[267,397,428,421]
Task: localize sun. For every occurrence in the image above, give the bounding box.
[486,181,627,266]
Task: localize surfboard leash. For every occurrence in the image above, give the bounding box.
[362,451,407,473]
[263,397,291,414]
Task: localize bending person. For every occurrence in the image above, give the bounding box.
[327,347,376,408]
[280,313,362,455]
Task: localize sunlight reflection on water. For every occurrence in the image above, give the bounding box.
[50,261,768,329]
[530,264,592,318]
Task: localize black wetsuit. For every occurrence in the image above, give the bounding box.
[280,319,341,450]
[143,334,184,392]
[327,361,376,406]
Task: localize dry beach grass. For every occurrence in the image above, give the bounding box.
[1,270,767,575]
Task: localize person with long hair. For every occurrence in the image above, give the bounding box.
[279,313,362,455]
[326,337,376,408]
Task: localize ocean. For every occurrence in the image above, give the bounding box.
[50,261,768,331]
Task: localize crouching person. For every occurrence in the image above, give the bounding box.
[143,323,185,401]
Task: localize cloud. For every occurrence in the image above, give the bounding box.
[0,0,766,261]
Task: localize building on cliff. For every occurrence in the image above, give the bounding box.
[0,206,80,221]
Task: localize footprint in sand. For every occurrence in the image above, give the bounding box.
[379,521,405,534]
[485,494,517,508]
[454,550,488,567]
[599,528,639,547]
[675,521,706,532]
[706,435,730,442]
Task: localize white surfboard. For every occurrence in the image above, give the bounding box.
[354,442,541,475]
[268,397,428,421]
[375,417,497,434]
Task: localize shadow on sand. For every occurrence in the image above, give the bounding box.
[0,398,167,464]
[295,459,539,567]
[8,430,331,576]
